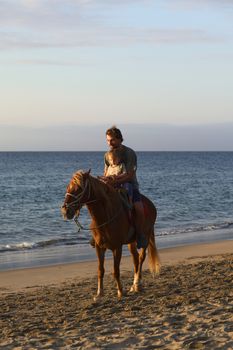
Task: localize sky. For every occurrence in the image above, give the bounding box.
[0,0,233,150]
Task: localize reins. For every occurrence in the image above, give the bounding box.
[74,206,124,232]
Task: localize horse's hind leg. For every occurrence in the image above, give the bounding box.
[128,242,140,292]
[138,247,147,281]
[113,247,123,298]
[94,245,106,300]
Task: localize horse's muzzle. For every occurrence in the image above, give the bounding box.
[61,205,76,220]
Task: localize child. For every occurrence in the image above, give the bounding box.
[101,149,133,209]
[105,149,126,177]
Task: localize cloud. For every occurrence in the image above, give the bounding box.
[160,0,233,21]
[1,123,233,151]
[12,59,88,66]
[0,26,221,52]
[165,0,233,8]
[0,0,226,52]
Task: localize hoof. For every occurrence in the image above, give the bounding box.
[129,285,134,293]
[93,293,103,302]
[129,284,139,293]
[129,283,141,293]
[117,290,123,298]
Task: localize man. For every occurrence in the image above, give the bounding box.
[103,126,147,249]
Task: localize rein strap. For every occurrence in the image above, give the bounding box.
[74,206,123,231]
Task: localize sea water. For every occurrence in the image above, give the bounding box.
[0,151,233,270]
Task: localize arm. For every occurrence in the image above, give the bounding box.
[113,148,137,184]
[101,170,134,186]
[99,153,115,183]
[104,163,136,185]
[112,163,134,183]
[112,169,135,184]
[104,152,109,176]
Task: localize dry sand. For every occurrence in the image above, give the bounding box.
[1,240,233,349]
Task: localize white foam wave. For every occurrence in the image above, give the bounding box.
[157,221,233,237]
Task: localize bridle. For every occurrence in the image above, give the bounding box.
[63,175,123,231]
[64,177,99,210]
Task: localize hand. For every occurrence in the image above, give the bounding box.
[98,175,117,186]
[105,175,117,186]
[97,175,108,183]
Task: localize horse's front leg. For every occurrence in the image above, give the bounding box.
[113,247,123,298]
[94,245,106,301]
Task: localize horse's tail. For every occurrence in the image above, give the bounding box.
[148,229,161,276]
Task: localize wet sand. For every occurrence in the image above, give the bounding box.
[1,240,233,349]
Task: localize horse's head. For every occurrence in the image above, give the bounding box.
[61,169,91,220]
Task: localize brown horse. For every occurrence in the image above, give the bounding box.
[61,170,160,299]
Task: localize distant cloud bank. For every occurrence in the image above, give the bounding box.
[1,123,233,151]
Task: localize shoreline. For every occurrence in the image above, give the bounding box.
[1,239,233,294]
[1,226,233,272]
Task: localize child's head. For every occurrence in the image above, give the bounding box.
[108,149,122,166]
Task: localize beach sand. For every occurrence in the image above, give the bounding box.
[1,240,233,349]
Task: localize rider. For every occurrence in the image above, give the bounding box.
[104,126,147,249]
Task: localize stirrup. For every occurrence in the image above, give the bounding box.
[89,237,95,248]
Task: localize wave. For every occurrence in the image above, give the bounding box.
[157,221,233,237]
[0,236,86,253]
[1,220,232,253]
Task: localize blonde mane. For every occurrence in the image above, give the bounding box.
[72,171,85,188]
[71,170,121,218]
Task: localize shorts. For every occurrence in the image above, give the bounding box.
[122,182,133,198]
[132,187,141,203]
[120,182,141,203]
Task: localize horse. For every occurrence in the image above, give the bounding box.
[61,170,160,299]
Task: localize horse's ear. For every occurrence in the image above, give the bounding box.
[83,169,91,178]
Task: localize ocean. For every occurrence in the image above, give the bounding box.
[0,151,233,271]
